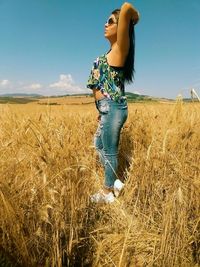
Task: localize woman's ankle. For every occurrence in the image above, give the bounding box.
[103,186,114,194]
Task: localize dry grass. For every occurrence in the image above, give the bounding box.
[0,99,199,267]
[37,95,94,105]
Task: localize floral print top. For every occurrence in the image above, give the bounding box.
[87,52,125,102]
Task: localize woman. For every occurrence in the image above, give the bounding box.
[87,2,139,203]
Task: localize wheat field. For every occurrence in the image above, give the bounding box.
[0,97,199,267]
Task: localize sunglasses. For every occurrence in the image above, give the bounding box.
[106,17,117,25]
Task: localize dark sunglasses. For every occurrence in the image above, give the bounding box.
[106,17,117,25]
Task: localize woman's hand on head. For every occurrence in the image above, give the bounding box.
[121,2,140,25]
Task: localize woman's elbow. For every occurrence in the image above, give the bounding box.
[121,2,132,10]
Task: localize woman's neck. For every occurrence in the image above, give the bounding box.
[110,41,117,50]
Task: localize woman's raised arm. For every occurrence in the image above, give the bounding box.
[117,2,139,56]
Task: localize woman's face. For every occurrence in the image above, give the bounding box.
[104,14,118,41]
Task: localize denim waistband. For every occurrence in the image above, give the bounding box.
[95,96,127,105]
[95,97,107,105]
[117,96,127,104]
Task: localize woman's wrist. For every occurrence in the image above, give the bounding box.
[133,11,140,25]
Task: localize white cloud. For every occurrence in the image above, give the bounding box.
[50,74,73,89]
[0,74,87,96]
[0,79,10,87]
[24,83,43,90]
[133,90,141,95]
[49,74,85,94]
[0,80,13,94]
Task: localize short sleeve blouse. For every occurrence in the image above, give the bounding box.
[87,53,125,102]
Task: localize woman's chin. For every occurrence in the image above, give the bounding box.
[104,33,109,39]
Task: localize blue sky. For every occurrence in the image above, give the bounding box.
[0,0,200,99]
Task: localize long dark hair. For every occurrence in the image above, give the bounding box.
[112,9,135,83]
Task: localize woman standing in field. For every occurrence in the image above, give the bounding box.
[87,2,139,203]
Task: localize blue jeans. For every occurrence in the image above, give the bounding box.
[94,97,128,189]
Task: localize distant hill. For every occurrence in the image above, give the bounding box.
[126,92,150,101]
[127,92,177,102]
[126,92,170,102]
[183,98,199,102]
[0,92,178,104]
[0,96,39,104]
[0,93,43,98]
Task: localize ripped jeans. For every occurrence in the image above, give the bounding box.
[94,97,128,189]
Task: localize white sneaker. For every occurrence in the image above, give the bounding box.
[90,190,115,203]
[114,179,125,197]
